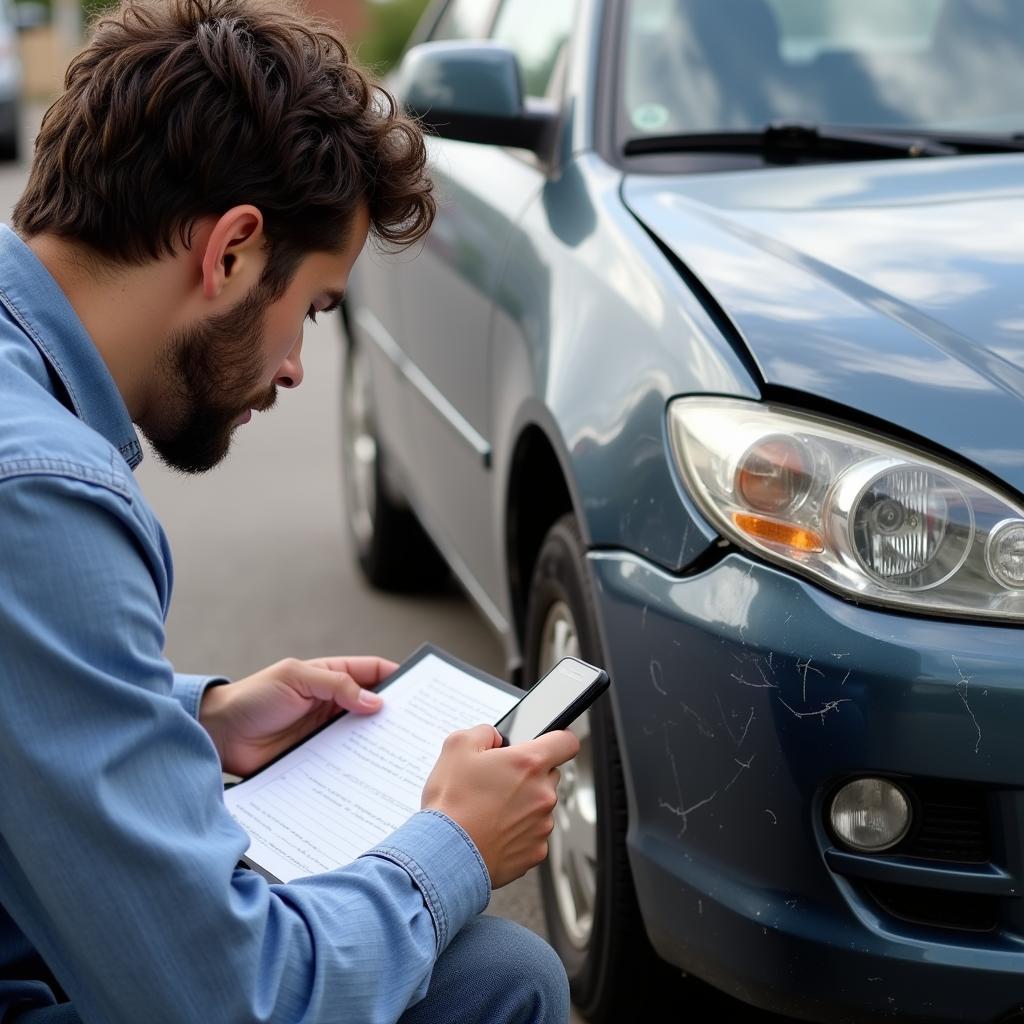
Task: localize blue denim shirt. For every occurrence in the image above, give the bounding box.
[0,226,490,1023]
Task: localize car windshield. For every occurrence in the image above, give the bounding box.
[620,0,1024,143]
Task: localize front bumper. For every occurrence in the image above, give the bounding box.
[590,550,1024,1024]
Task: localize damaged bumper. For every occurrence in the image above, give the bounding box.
[590,550,1024,1023]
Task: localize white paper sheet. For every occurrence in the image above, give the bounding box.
[223,652,519,883]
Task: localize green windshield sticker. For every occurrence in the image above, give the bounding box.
[632,103,670,132]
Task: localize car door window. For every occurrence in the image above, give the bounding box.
[430,0,496,42]
[490,0,575,97]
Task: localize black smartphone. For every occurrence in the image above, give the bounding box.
[494,656,610,746]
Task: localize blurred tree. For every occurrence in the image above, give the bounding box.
[72,0,427,74]
[63,0,429,79]
[80,0,111,25]
[356,0,430,73]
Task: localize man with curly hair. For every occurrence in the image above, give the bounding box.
[0,2,578,1021]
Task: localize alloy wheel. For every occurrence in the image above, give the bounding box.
[540,600,598,951]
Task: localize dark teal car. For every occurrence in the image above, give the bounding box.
[341,1,1024,1020]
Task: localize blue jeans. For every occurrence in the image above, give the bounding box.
[12,914,569,1024]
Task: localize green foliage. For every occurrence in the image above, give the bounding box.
[72,0,431,74]
[355,0,431,75]
[81,0,115,27]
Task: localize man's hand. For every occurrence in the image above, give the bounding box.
[421,724,581,889]
[200,656,397,777]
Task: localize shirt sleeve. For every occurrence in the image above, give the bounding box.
[0,472,489,1024]
[171,673,227,720]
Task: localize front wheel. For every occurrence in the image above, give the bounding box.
[527,514,678,1022]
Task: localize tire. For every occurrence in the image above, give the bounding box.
[527,514,679,1022]
[340,334,447,591]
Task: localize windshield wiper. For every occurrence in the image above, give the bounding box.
[898,129,1024,154]
[623,123,975,161]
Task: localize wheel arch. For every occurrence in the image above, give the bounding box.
[508,424,674,1019]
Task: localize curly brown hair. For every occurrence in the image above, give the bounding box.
[13,0,435,295]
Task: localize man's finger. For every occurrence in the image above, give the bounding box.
[447,723,503,752]
[313,655,399,687]
[522,729,580,767]
[291,664,384,713]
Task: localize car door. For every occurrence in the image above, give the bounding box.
[387,0,575,626]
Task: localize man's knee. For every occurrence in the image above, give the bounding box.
[483,916,568,1015]
[404,915,570,1024]
[459,916,569,1021]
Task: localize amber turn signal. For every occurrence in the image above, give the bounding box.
[732,512,824,553]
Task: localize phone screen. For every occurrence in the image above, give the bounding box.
[496,657,606,745]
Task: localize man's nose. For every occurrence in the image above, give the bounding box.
[274,333,304,389]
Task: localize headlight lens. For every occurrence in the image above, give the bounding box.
[735,435,813,515]
[668,398,1024,620]
[844,462,973,590]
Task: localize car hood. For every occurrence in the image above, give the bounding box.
[622,155,1024,495]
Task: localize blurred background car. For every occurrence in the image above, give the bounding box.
[341,0,1024,1021]
[0,0,29,160]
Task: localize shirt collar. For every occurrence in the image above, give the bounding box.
[0,225,143,469]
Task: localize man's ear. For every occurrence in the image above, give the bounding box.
[200,205,266,301]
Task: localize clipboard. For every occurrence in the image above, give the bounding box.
[223,642,523,883]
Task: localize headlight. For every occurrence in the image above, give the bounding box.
[668,397,1024,620]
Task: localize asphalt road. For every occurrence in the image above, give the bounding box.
[2,103,792,1024]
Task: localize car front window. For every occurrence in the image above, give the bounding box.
[621,0,1024,141]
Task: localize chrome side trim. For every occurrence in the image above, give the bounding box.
[422,516,511,637]
[354,308,492,469]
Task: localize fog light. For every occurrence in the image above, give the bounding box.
[830,778,911,852]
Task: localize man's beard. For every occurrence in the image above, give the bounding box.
[144,284,278,474]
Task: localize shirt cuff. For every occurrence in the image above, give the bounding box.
[359,809,491,953]
[171,673,228,720]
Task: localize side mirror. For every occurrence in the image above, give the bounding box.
[394,40,558,158]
